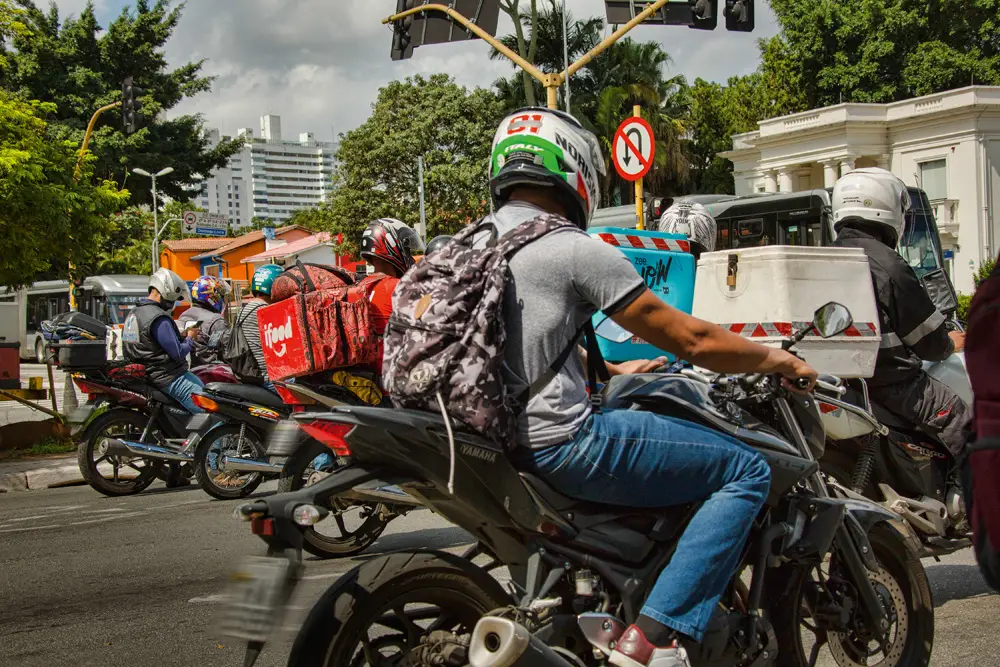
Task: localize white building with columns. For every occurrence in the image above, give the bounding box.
[721,86,1000,293]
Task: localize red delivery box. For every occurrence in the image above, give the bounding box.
[258,296,313,380]
[257,289,380,381]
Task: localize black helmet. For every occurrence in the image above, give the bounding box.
[425,235,454,255]
[359,218,425,276]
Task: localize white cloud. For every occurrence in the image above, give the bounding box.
[52,0,778,141]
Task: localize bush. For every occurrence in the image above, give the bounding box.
[974,256,996,288]
[957,293,972,323]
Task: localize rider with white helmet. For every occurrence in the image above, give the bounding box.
[484,108,816,667]
[122,268,206,415]
[831,167,971,462]
[656,201,717,259]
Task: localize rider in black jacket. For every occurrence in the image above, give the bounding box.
[831,168,971,459]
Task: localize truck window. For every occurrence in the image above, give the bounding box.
[733,218,775,248]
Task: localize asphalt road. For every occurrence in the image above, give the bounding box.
[1,482,998,667]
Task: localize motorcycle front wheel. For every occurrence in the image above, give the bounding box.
[768,524,933,667]
[193,424,267,500]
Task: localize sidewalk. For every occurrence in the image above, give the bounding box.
[0,454,83,492]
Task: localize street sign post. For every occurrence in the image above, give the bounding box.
[182,211,228,237]
[612,110,656,229]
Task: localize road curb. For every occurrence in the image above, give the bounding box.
[0,462,84,492]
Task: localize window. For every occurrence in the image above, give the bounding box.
[204,265,221,278]
[919,159,947,201]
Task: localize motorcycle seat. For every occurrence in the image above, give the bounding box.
[147,386,180,408]
[207,383,286,410]
[519,472,685,516]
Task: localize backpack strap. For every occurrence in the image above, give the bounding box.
[497,214,575,257]
[516,320,611,409]
[296,259,318,293]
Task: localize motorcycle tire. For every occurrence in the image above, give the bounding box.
[767,523,934,667]
[76,408,162,497]
[287,551,511,667]
[193,424,268,500]
[278,438,391,559]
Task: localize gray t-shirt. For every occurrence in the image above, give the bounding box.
[480,201,645,448]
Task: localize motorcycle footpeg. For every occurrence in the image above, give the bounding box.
[468,617,575,667]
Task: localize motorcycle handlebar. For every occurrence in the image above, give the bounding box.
[815,379,846,395]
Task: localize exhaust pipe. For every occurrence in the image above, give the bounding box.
[343,481,421,507]
[468,617,574,667]
[220,456,284,475]
[102,438,193,462]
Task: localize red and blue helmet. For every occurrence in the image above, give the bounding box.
[190,275,230,313]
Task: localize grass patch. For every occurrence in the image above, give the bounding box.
[1,436,76,459]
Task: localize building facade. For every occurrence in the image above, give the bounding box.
[721,86,1000,293]
[196,114,337,228]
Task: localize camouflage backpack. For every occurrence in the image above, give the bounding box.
[383,214,584,450]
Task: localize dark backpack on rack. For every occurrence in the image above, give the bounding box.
[383,214,607,451]
[223,306,265,384]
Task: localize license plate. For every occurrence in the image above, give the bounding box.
[220,556,296,643]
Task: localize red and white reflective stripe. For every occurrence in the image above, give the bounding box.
[593,232,691,253]
[722,322,879,338]
[818,401,843,416]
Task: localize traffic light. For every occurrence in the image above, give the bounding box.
[724,0,754,32]
[689,0,717,30]
[390,0,416,61]
[121,76,143,135]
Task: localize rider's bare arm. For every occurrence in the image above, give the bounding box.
[612,289,817,386]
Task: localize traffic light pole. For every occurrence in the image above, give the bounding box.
[384,0,675,110]
[73,101,122,182]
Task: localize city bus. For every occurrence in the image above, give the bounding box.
[0,275,149,361]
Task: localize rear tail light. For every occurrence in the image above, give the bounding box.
[191,394,219,412]
[72,379,105,396]
[299,421,353,457]
[275,384,316,406]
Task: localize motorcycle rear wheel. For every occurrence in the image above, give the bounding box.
[76,409,162,497]
[286,550,510,667]
[278,438,391,558]
[768,524,933,667]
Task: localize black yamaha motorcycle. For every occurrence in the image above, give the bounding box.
[224,303,933,667]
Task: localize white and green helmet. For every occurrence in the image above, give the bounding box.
[489,107,605,229]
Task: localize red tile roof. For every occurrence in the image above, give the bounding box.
[190,226,309,260]
[161,238,231,252]
[241,233,332,263]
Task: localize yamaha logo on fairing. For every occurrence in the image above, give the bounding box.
[263,316,293,358]
[460,443,498,464]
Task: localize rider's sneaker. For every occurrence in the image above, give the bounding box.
[609,626,692,667]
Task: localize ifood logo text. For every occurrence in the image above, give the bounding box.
[264,317,293,358]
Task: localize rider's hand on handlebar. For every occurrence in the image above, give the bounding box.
[610,356,670,375]
[767,349,818,393]
[948,330,965,353]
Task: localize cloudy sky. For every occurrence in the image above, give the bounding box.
[53,0,778,141]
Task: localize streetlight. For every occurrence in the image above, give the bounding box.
[132,166,175,270]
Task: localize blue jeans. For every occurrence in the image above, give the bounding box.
[517,409,771,642]
[165,371,205,415]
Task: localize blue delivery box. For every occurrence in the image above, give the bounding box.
[589,227,696,362]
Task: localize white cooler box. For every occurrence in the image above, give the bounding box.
[693,246,881,378]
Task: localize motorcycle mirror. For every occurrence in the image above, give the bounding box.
[813,302,853,338]
[594,316,632,344]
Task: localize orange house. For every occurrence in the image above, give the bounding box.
[159,238,231,282]
[160,226,312,283]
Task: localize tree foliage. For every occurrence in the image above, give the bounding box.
[88,199,202,276]
[318,74,506,255]
[0,90,128,287]
[1,0,241,205]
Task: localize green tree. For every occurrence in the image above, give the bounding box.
[0,91,128,287]
[322,74,505,254]
[1,0,241,205]
[765,0,1000,109]
[90,199,203,275]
